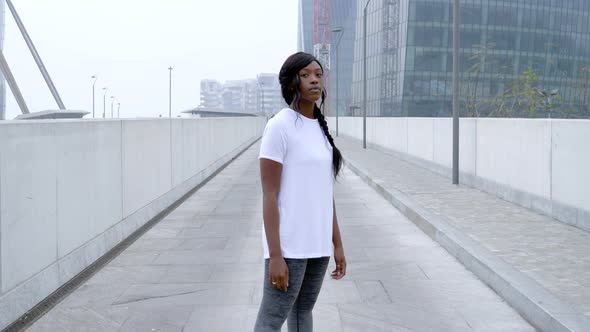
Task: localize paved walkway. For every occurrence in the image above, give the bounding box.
[26,142,533,331]
[335,135,590,323]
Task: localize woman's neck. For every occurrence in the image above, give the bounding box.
[297,100,315,119]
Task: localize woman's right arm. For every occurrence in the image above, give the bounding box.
[260,158,289,292]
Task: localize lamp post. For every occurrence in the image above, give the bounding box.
[363,0,373,149]
[117,102,121,118]
[168,66,173,118]
[538,88,559,118]
[258,81,266,119]
[91,75,97,118]
[452,0,460,184]
[102,87,108,118]
[582,67,590,115]
[110,96,115,118]
[331,27,344,137]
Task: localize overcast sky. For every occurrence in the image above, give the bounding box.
[3,0,298,119]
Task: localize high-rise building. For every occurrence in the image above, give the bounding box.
[330,0,356,117]
[200,79,223,111]
[298,0,357,116]
[350,0,590,118]
[298,0,315,54]
[257,73,285,116]
[198,76,284,116]
[221,79,259,114]
[300,1,590,118]
[222,80,247,112]
[244,79,259,114]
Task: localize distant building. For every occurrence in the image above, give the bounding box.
[222,80,246,112]
[222,79,259,114]
[200,79,223,111]
[257,73,285,117]
[198,75,284,116]
[244,79,258,114]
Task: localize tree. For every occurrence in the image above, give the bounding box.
[507,70,546,118]
[486,87,512,118]
[463,42,496,117]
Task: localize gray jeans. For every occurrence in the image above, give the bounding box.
[254,257,330,332]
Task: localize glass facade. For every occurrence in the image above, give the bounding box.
[298,0,315,54]
[298,0,357,116]
[330,0,357,116]
[351,0,590,118]
[351,0,408,117]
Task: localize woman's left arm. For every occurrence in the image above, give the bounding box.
[331,197,347,280]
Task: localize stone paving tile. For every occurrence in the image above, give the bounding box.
[25,142,533,331]
[118,305,194,332]
[158,265,213,284]
[26,306,122,332]
[337,134,590,319]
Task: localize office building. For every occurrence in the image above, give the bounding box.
[200,79,223,111]
[300,0,590,118]
[298,0,357,116]
[350,0,590,117]
[198,75,284,116]
[257,73,284,116]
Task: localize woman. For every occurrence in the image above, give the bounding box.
[253,52,346,332]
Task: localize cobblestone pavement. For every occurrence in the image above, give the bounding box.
[26,142,534,331]
[336,135,590,320]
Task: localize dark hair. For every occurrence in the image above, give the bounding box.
[279,52,343,179]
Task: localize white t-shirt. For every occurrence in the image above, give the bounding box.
[258,107,334,259]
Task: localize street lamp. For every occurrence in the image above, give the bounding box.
[582,67,590,114]
[117,102,121,118]
[538,88,559,118]
[362,0,373,149]
[110,96,116,118]
[91,75,97,118]
[102,87,108,118]
[168,66,173,118]
[452,0,460,185]
[258,81,266,119]
[331,27,344,137]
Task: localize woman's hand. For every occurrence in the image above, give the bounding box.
[269,257,289,292]
[331,246,347,280]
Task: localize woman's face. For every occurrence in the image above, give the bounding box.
[297,61,323,103]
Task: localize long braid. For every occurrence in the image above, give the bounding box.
[314,105,343,179]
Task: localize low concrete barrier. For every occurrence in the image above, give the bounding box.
[0,117,265,330]
[329,117,590,231]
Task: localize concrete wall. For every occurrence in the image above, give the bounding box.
[330,117,590,231]
[0,117,265,330]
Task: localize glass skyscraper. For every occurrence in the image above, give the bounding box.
[298,0,357,116]
[345,0,590,118]
[330,0,357,117]
[298,0,315,55]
